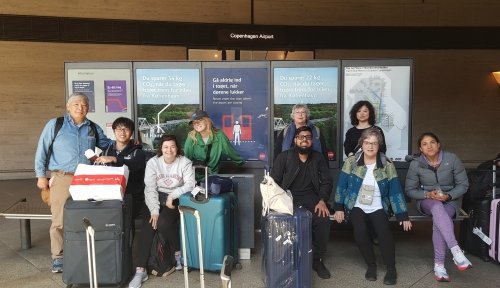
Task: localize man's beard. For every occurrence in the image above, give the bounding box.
[298,146,312,155]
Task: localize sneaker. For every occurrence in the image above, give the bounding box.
[383,267,397,285]
[434,264,451,282]
[175,261,183,271]
[452,249,472,271]
[51,258,63,273]
[312,258,331,279]
[365,264,377,281]
[129,270,148,288]
[175,252,183,271]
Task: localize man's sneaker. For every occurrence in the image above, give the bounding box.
[452,249,472,271]
[365,264,377,281]
[128,270,148,288]
[383,267,397,285]
[434,264,451,282]
[51,258,63,273]
[312,258,331,279]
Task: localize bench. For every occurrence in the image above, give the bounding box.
[329,202,469,222]
[0,198,51,249]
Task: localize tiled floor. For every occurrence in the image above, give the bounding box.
[1,179,499,288]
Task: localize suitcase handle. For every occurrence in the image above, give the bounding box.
[179,205,205,288]
[178,205,197,215]
[193,165,209,200]
[82,217,98,288]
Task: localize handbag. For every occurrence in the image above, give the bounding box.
[260,173,293,216]
[201,175,234,195]
[69,163,129,201]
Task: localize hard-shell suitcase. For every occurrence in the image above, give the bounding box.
[179,166,239,272]
[489,199,500,263]
[460,199,491,261]
[62,199,133,286]
[262,207,313,288]
[488,160,499,263]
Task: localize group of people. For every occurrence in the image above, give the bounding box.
[35,93,244,288]
[274,101,472,285]
[35,93,473,287]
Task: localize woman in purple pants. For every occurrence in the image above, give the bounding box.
[405,132,472,282]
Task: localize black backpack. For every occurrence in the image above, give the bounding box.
[147,231,175,276]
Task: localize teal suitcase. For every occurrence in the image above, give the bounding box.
[179,191,239,272]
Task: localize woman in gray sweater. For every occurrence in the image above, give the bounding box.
[405,132,471,282]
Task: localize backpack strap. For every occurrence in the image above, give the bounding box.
[46,117,64,169]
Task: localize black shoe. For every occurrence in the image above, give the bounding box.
[365,264,377,281]
[383,267,397,285]
[313,258,331,279]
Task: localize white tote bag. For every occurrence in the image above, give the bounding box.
[69,164,129,201]
[260,174,293,216]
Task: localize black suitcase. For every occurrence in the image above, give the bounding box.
[62,199,133,286]
[460,199,491,261]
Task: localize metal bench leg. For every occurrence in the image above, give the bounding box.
[20,219,32,249]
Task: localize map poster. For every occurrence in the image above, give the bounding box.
[104,80,127,112]
[72,80,95,112]
[342,61,412,162]
[204,67,269,162]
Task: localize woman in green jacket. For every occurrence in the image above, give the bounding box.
[184,110,244,180]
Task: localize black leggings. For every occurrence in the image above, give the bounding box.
[136,201,180,268]
[350,207,395,268]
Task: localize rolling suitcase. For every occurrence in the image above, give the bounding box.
[179,166,239,272]
[489,160,500,262]
[460,199,491,261]
[262,206,313,288]
[62,199,133,287]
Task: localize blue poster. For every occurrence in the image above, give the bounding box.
[204,68,269,162]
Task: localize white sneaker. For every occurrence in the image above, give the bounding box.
[434,264,450,282]
[175,261,183,271]
[452,249,472,271]
[129,270,148,288]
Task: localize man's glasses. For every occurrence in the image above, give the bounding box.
[296,135,313,141]
[115,127,131,133]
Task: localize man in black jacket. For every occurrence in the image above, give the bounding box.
[271,126,333,279]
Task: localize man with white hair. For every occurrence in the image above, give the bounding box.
[34,92,112,273]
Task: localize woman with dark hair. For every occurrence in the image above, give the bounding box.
[128,134,195,288]
[333,127,411,285]
[184,110,244,180]
[344,100,387,156]
[405,132,471,282]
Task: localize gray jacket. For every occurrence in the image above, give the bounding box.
[405,151,469,216]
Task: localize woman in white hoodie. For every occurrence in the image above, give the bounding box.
[129,134,195,288]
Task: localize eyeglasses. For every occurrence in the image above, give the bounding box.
[362,141,379,147]
[296,135,313,141]
[115,127,131,133]
[294,111,306,115]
